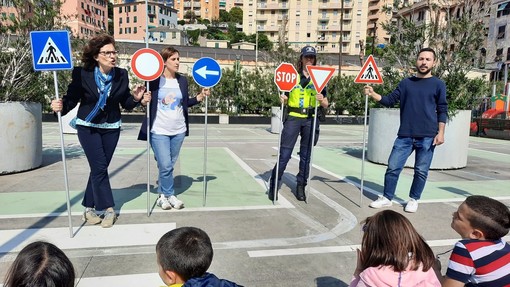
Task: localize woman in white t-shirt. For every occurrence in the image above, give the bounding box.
[138,47,210,210]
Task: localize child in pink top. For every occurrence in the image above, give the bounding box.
[350,210,441,287]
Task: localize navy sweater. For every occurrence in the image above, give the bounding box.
[379,76,448,138]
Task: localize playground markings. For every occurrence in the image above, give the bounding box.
[0,223,175,253]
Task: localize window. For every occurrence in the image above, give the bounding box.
[498,25,506,39]
[119,17,122,24]
[134,27,137,33]
[418,10,425,21]
[507,47,510,61]
[307,32,310,38]
[119,28,122,34]
[496,48,503,59]
[134,16,137,23]
[126,17,129,23]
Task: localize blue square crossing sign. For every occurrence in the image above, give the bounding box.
[30,30,73,71]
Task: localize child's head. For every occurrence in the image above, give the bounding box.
[156,227,213,285]
[4,241,75,287]
[360,210,436,272]
[451,195,510,240]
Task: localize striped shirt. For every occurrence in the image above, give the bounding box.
[446,238,510,287]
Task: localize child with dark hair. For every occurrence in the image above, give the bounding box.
[4,241,75,287]
[350,210,440,286]
[156,226,242,287]
[443,195,510,287]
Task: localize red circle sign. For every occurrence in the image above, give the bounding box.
[130,48,164,81]
[274,63,298,92]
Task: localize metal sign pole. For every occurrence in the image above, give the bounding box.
[145,0,151,217]
[273,96,285,203]
[360,93,369,207]
[202,95,209,206]
[306,101,319,204]
[53,71,73,238]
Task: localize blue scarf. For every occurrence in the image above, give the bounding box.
[85,66,115,122]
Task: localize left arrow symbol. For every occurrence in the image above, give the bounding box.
[195,66,220,79]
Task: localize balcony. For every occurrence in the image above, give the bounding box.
[317,36,329,42]
[368,13,379,21]
[257,3,285,10]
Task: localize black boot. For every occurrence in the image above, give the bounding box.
[296,184,306,201]
[268,180,278,201]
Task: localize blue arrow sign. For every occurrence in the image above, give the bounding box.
[192,57,222,88]
[30,30,73,71]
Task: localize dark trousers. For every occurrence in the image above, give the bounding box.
[271,116,319,187]
[77,125,120,210]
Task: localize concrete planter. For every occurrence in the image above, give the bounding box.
[0,102,43,174]
[367,108,471,169]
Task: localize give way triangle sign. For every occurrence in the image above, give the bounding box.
[306,65,336,94]
[354,55,383,84]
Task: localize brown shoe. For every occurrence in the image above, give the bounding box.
[82,208,102,225]
[101,210,117,228]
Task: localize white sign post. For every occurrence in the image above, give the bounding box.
[130,48,164,216]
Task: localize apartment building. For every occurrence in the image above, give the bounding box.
[367,0,392,45]
[487,0,510,69]
[0,0,108,38]
[395,0,488,67]
[242,0,368,56]
[174,0,220,21]
[220,0,243,11]
[113,0,179,43]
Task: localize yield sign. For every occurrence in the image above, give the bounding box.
[306,65,335,93]
[354,55,383,84]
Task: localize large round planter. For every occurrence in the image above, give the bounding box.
[367,108,471,169]
[0,102,43,174]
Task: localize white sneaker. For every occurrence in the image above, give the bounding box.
[369,196,392,208]
[168,195,184,209]
[405,198,418,213]
[157,195,172,210]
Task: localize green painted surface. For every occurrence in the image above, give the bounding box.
[0,148,269,215]
[312,147,510,201]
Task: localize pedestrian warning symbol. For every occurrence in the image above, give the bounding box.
[354,55,383,84]
[30,30,73,71]
[37,37,69,65]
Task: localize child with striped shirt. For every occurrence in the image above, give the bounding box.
[443,195,510,287]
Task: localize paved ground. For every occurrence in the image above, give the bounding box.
[0,122,509,287]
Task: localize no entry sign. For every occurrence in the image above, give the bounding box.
[130,48,164,81]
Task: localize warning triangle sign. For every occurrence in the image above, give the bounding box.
[37,37,69,65]
[354,55,383,84]
[306,65,336,94]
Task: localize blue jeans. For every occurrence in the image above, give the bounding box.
[383,136,436,200]
[271,116,319,187]
[150,132,186,197]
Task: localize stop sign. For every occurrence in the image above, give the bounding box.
[274,63,298,92]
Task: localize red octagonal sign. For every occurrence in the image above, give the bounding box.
[274,63,298,92]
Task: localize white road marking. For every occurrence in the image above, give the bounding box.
[79,273,162,287]
[0,223,175,253]
[247,236,510,258]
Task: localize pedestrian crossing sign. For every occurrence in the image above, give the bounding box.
[30,30,73,71]
[354,55,383,84]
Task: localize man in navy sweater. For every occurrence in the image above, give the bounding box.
[364,47,448,213]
